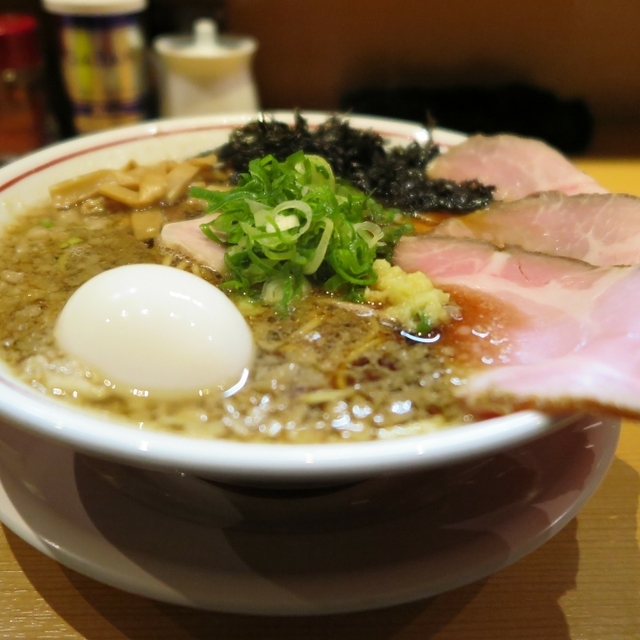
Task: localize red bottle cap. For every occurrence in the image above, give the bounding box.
[0,14,42,71]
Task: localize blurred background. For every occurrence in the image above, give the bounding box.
[2,0,640,155]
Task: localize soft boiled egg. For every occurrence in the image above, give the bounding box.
[54,264,254,398]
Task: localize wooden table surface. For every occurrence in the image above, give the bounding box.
[0,159,639,639]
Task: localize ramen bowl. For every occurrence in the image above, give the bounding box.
[0,112,574,485]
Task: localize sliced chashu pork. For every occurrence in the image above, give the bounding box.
[429,134,607,200]
[432,191,640,267]
[160,214,226,272]
[394,235,640,418]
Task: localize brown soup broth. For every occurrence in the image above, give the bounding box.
[0,193,472,443]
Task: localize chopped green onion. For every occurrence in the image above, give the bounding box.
[302,217,333,275]
[60,237,83,248]
[354,221,385,248]
[415,312,433,335]
[193,151,412,311]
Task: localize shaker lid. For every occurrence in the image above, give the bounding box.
[42,0,147,16]
[154,19,257,61]
[0,14,42,70]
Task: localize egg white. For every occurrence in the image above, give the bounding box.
[54,264,254,398]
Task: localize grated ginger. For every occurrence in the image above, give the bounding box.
[364,259,450,332]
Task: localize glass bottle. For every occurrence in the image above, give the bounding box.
[0,14,49,163]
[42,0,149,134]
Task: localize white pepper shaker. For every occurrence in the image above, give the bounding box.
[153,19,259,117]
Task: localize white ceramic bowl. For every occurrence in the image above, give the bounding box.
[0,112,566,484]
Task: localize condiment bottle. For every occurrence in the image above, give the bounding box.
[0,14,49,163]
[153,19,258,117]
[42,0,149,134]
